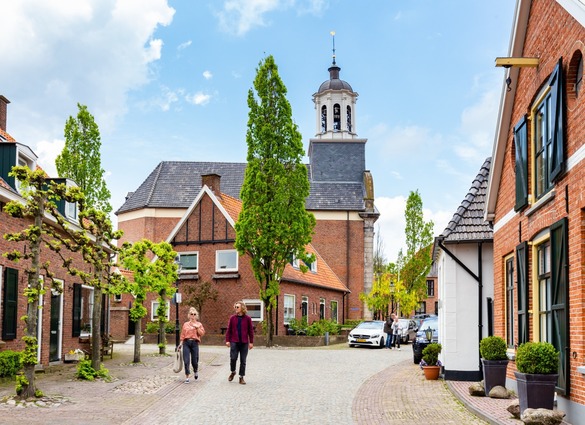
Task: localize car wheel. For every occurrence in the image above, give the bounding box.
[378,338,384,348]
[349,344,354,348]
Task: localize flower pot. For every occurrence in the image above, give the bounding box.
[514,371,558,413]
[481,358,509,394]
[423,365,441,380]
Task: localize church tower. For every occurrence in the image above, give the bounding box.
[307,36,378,321]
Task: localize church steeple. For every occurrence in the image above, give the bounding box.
[312,32,358,140]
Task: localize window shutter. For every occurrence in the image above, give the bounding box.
[550,58,566,182]
[516,242,529,345]
[514,116,529,211]
[72,283,81,337]
[2,268,18,340]
[551,217,569,394]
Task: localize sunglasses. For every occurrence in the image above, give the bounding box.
[189,313,197,315]
[234,306,241,309]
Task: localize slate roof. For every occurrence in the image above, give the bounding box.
[116,161,366,214]
[438,157,493,243]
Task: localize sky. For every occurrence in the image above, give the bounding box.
[0,0,516,263]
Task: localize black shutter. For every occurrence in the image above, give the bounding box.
[549,58,566,182]
[516,242,529,345]
[514,116,529,211]
[2,268,18,340]
[551,217,569,395]
[72,283,82,337]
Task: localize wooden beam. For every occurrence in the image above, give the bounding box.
[495,57,540,68]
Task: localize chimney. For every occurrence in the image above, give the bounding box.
[0,95,9,132]
[201,173,221,197]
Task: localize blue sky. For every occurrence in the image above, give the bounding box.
[1,0,516,262]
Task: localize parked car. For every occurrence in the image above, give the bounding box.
[412,316,439,364]
[397,318,418,343]
[412,314,436,331]
[348,320,385,348]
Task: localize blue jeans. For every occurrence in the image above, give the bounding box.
[385,333,393,348]
[230,342,249,377]
[182,339,199,376]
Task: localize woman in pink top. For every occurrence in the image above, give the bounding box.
[179,307,205,383]
[225,300,254,385]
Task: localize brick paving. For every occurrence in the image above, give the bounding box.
[0,342,571,424]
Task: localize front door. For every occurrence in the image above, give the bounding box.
[49,293,62,362]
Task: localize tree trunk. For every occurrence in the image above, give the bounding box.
[266,307,274,347]
[133,319,141,363]
[158,290,167,355]
[91,286,102,371]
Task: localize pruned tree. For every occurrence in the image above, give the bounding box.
[235,55,316,347]
[119,240,178,361]
[56,103,112,214]
[182,280,218,322]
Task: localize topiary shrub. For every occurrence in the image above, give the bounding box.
[515,341,559,374]
[480,336,508,361]
[422,343,442,366]
[0,350,23,378]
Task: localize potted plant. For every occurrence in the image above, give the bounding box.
[420,343,442,380]
[514,341,559,414]
[480,335,509,394]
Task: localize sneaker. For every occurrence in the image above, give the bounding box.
[239,376,246,385]
[228,372,236,382]
[398,348,401,351]
[194,373,198,380]
[185,378,190,383]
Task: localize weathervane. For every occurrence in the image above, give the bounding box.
[330,30,336,64]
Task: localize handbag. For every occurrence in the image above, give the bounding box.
[173,346,183,373]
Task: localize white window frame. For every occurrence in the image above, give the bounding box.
[179,251,199,273]
[284,294,295,324]
[80,285,94,336]
[216,249,238,272]
[243,299,263,322]
[151,300,171,321]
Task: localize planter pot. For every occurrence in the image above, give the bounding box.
[514,371,559,413]
[423,365,441,380]
[481,359,509,394]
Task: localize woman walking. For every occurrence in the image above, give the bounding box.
[225,300,254,385]
[179,307,205,383]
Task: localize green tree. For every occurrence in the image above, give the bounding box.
[182,280,218,322]
[235,55,316,347]
[56,103,112,214]
[119,240,178,361]
[361,227,390,319]
[400,190,434,308]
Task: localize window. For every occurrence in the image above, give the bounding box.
[301,296,308,318]
[284,294,295,324]
[346,106,352,132]
[151,301,171,321]
[179,252,198,273]
[2,267,18,340]
[307,259,317,273]
[72,284,94,337]
[319,298,325,320]
[321,105,327,132]
[426,279,434,297]
[216,250,237,272]
[291,255,316,272]
[516,242,529,344]
[537,241,552,342]
[333,104,341,130]
[65,199,78,222]
[505,256,515,347]
[415,301,426,315]
[330,300,338,323]
[243,299,263,322]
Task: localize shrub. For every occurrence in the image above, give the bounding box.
[515,341,559,374]
[480,336,508,361]
[144,321,175,334]
[0,350,22,378]
[287,317,308,335]
[306,319,341,336]
[76,359,111,381]
[422,343,442,366]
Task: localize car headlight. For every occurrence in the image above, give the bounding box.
[372,333,380,338]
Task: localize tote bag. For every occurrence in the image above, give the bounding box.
[173,347,183,373]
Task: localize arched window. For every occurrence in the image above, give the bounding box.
[321,105,327,132]
[333,103,341,130]
[346,106,352,132]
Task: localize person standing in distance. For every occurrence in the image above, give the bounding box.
[225,301,254,385]
[179,307,205,383]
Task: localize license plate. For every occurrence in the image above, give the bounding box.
[357,339,367,342]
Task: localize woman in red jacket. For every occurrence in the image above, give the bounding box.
[225,300,254,385]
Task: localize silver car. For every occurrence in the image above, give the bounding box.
[397,318,418,343]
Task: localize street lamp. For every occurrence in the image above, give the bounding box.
[174,256,182,347]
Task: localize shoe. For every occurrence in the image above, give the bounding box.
[228,372,236,382]
[185,378,190,383]
[398,348,401,351]
[194,373,198,380]
[239,376,246,385]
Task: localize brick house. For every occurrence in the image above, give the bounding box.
[115,58,379,337]
[485,0,585,420]
[0,96,109,366]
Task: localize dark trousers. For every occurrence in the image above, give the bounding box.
[183,339,199,376]
[392,334,401,348]
[230,342,249,377]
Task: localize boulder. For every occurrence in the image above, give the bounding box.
[488,385,510,399]
[507,400,520,419]
[468,382,485,396]
[521,408,566,425]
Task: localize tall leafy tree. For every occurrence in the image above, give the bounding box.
[400,190,434,305]
[183,280,218,322]
[56,103,112,214]
[235,55,315,346]
[119,240,178,361]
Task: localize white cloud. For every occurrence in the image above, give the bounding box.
[33,139,65,177]
[372,123,443,158]
[203,70,213,80]
[178,40,192,51]
[186,92,212,106]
